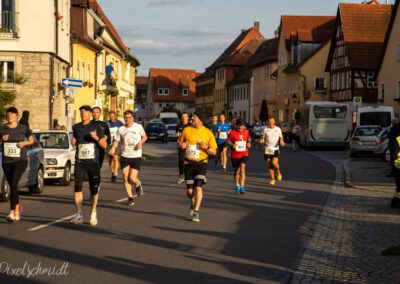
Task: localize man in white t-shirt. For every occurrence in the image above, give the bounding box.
[109,110,148,206]
[259,117,285,185]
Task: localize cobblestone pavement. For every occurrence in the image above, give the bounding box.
[291,151,400,284]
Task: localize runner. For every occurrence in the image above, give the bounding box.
[291,120,301,152]
[216,114,231,172]
[227,119,251,194]
[259,117,285,185]
[70,105,107,226]
[210,115,219,166]
[92,107,110,168]
[175,112,191,184]
[107,111,123,182]
[109,110,147,206]
[0,107,35,222]
[178,113,217,222]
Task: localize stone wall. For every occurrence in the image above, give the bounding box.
[0,52,68,130]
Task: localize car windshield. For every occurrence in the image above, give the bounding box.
[34,133,70,149]
[168,125,176,130]
[360,112,391,127]
[161,118,178,125]
[314,106,347,118]
[354,128,381,136]
[146,123,163,130]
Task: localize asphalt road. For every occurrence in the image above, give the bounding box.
[0,142,337,284]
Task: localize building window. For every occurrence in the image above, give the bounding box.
[125,63,131,81]
[158,88,169,96]
[314,77,326,91]
[99,54,103,74]
[88,63,91,82]
[0,60,14,82]
[183,88,189,96]
[367,71,375,88]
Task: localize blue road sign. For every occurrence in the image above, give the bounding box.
[61,78,83,88]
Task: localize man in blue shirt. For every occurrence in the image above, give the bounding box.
[106,62,114,79]
[216,114,231,172]
[107,111,123,182]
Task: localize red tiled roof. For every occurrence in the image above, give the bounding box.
[149,68,197,103]
[135,76,148,89]
[340,3,392,69]
[280,16,336,49]
[194,23,264,81]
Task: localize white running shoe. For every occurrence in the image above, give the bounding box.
[70,213,84,225]
[89,212,98,226]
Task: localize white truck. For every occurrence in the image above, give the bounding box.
[357,106,394,128]
[158,112,179,126]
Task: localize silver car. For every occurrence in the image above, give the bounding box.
[167,124,178,140]
[350,125,382,157]
[374,127,391,159]
[0,138,45,202]
[34,131,75,186]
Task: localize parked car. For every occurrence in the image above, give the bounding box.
[167,124,178,140]
[374,127,391,160]
[145,122,169,143]
[0,138,45,202]
[33,131,75,185]
[281,121,294,143]
[350,125,382,157]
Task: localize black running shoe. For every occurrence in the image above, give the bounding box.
[390,196,399,208]
[111,175,117,182]
[127,197,135,206]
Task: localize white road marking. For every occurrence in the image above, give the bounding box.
[28,214,76,231]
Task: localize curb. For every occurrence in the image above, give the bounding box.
[343,160,393,193]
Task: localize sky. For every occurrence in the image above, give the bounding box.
[97,0,395,76]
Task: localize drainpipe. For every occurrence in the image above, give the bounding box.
[297,71,307,106]
[49,55,55,130]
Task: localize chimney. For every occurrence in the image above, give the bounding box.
[254,21,260,32]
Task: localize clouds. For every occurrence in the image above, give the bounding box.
[147,0,189,8]
[127,39,230,57]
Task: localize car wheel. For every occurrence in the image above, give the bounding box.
[59,162,71,186]
[350,151,356,158]
[0,177,10,202]
[28,167,44,194]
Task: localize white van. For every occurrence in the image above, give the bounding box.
[357,106,394,128]
[159,112,179,126]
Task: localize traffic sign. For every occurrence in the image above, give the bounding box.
[65,87,77,98]
[353,96,362,107]
[61,78,83,88]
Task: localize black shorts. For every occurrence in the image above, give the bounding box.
[184,162,207,189]
[231,157,248,169]
[218,143,228,151]
[264,150,280,160]
[120,156,142,171]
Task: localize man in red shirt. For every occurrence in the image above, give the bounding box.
[227,119,251,194]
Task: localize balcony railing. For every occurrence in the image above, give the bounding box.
[0,11,17,38]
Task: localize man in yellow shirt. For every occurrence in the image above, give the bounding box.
[178,113,217,222]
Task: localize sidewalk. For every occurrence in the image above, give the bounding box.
[344,157,395,192]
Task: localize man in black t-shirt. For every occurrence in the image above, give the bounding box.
[91,107,110,168]
[70,105,107,226]
[175,112,191,183]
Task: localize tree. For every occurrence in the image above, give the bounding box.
[0,90,16,122]
[161,103,181,117]
[259,100,269,123]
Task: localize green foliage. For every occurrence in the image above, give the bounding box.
[0,90,16,122]
[161,103,181,117]
[14,73,28,85]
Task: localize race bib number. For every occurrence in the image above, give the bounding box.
[110,127,118,140]
[265,146,276,155]
[219,132,228,139]
[236,141,246,152]
[4,143,21,158]
[124,137,138,154]
[78,143,95,160]
[186,145,200,160]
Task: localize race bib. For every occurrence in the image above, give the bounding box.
[265,146,276,155]
[4,143,21,158]
[236,141,246,152]
[78,143,95,159]
[110,127,118,140]
[124,137,138,154]
[219,132,228,139]
[186,145,200,160]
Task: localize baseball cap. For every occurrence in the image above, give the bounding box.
[79,105,92,112]
[5,107,18,114]
[236,119,245,126]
